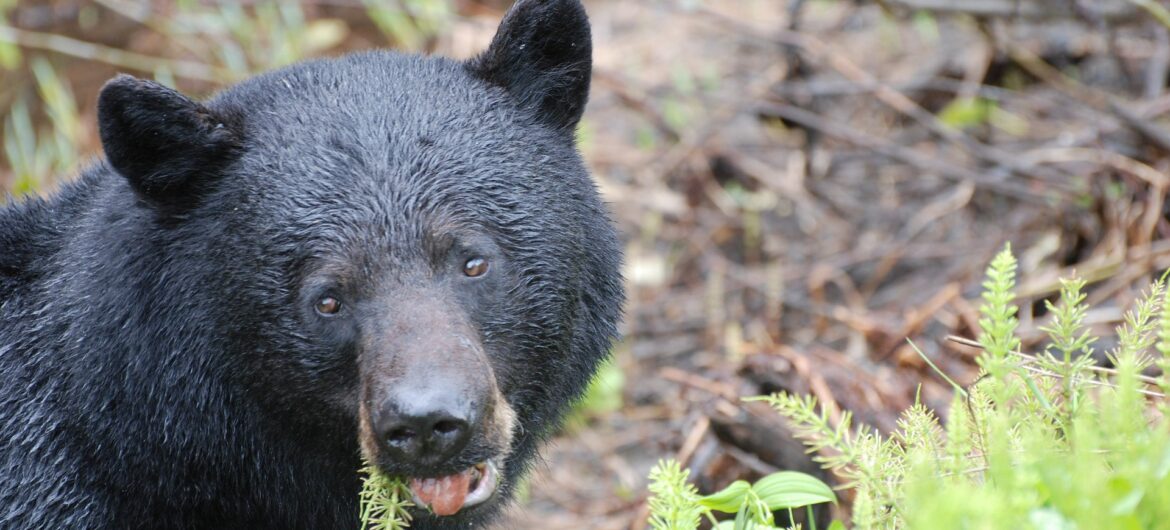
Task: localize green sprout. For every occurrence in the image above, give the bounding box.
[358,462,414,530]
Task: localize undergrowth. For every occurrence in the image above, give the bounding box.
[647,459,837,530]
[648,243,1170,529]
[0,1,455,199]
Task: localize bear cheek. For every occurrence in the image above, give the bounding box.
[357,384,381,464]
[484,384,517,455]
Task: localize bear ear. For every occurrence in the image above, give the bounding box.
[98,75,242,208]
[467,0,592,133]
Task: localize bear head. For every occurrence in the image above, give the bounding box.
[93,0,621,525]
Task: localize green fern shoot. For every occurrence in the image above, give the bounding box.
[358,462,414,530]
[748,244,1170,529]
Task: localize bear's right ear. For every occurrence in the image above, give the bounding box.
[467,0,592,134]
[98,75,242,209]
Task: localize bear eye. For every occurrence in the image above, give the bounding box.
[463,257,489,278]
[314,296,342,316]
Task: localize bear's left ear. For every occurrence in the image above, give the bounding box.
[98,75,242,210]
[466,0,591,134]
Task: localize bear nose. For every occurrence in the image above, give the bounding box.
[374,399,474,463]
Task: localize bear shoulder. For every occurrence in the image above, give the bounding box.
[0,170,108,298]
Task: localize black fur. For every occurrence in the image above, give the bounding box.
[467,0,592,133]
[98,75,243,210]
[0,0,622,528]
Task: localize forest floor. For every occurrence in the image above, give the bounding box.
[504,1,1170,528]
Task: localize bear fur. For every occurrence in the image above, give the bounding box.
[0,0,622,528]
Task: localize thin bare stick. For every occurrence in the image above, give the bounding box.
[0,25,231,82]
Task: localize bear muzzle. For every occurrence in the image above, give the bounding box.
[356,302,516,516]
[359,377,514,516]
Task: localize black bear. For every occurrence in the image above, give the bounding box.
[0,0,622,528]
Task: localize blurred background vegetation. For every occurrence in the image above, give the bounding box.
[4,0,1170,528]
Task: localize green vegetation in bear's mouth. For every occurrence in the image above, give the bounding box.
[358,462,413,530]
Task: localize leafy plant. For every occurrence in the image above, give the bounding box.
[646,459,837,530]
[3,57,83,198]
[0,2,451,197]
[358,462,413,530]
[363,0,454,51]
[564,356,627,431]
[760,243,1170,529]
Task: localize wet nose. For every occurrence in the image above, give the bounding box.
[374,395,475,463]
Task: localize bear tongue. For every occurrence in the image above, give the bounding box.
[410,470,473,516]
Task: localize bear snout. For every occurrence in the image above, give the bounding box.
[356,297,517,481]
[371,383,479,465]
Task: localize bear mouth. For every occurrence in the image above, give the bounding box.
[408,460,500,516]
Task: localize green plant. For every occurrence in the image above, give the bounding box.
[0,2,454,199]
[646,459,837,530]
[363,0,454,51]
[358,462,413,530]
[3,57,83,198]
[564,355,626,430]
[761,243,1170,529]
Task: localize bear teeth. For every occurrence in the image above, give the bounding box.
[463,460,498,509]
[469,465,483,489]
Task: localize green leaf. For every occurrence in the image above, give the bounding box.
[734,503,751,530]
[938,97,992,130]
[698,480,752,513]
[752,471,837,509]
[1029,507,1075,530]
[0,41,20,70]
[715,521,775,530]
[1108,477,1144,516]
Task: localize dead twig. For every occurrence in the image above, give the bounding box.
[0,25,229,82]
[757,103,1058,204]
